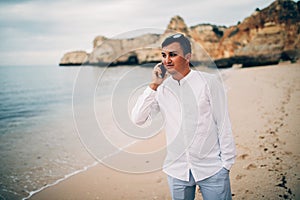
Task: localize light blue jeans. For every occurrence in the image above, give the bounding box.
[167,168,232,200]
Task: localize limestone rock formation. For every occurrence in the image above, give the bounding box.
[88,33,161,65]
[59,51,88,66]
[165,15,190,36]
[59,0,300,67]
[190,24,226,59]
[214,0,300,67]
[93,35,107,49]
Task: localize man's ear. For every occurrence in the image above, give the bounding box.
[185,53,191,63]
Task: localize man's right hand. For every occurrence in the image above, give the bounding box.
[149,63,167,91]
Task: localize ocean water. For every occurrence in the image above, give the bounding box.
[0,65,156,200]
[0,64,223,200]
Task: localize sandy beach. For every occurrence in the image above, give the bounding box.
[30,62,299,200]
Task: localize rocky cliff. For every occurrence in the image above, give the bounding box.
[59,50,88,66]
[215,0,300,67]
[59,0,300,67]
[88,33,161,65]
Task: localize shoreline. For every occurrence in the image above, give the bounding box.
[23,162,98,200]
[29,163,172,200]
[24,138,143,200]
[30,63,300,200]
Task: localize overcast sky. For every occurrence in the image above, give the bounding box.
[0,0,276,66]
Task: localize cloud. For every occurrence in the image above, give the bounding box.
[0,0,276,66]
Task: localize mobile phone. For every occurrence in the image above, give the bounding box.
[159,64,167,78]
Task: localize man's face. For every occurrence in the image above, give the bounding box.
[161,42,190,76]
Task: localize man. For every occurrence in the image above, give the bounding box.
[131,33,236,200]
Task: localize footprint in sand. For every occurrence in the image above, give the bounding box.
[237,154,249,160]
[235,174,246,180]
[245,189,254,194]
[245,163,257,170]
[156,177,163,183]
[259,135,265,139]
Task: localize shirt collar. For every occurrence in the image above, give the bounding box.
[171,69,195,85]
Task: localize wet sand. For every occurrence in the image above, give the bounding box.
[30,62,300,200]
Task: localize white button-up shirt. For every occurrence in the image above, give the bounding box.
[131,69,236,181]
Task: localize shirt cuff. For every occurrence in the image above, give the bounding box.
[223,162,234,171]
[145,86,157,94]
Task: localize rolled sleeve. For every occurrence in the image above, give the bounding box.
[131,86,159,126]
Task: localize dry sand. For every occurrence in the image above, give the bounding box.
[30,63,300,200]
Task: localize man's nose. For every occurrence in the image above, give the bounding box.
[165,55,172,63]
